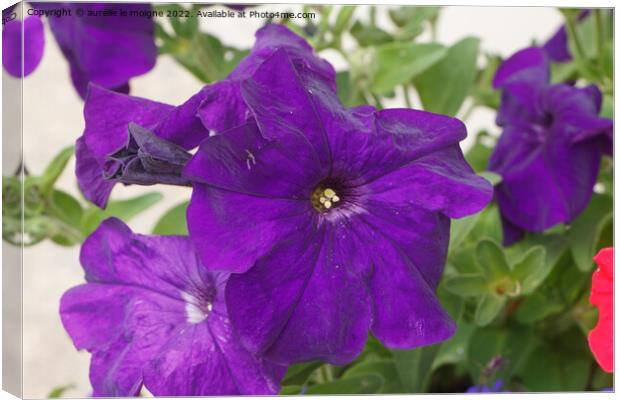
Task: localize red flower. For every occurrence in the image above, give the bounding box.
[589,247,614,372]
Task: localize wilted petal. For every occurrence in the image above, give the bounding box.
[104,123,192,187]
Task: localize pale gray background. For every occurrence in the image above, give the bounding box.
[8,4,562,397]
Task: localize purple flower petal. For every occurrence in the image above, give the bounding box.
[41,2,157,98]
[61,218,285,396]
[196,81,249,134]
[197,23,336,135]
[2,15,45,77]
[365,140,493,220]
[239,48,332,173]
[226,224,373,365]
[542,25,571,63]
[367,234,455,348]
[184,121,322,199]
[186,183,312,274]
[493,47,549,89]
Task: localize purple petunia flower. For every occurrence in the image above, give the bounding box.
[76,24,333,208]
[60,218,286,397]
[489,47,612,245]
[30,2,157,98]
[183,48,493,365]
[2,10,45,77]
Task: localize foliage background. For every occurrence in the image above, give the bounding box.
[4,3,611,397]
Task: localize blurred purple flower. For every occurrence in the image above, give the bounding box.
[2,13,45,77]
[75,24,333,208]
[60,218,286,397]
[489,47,612,245]
[466,379,507,393]
[30,2,157,97]
[183,48,493,365]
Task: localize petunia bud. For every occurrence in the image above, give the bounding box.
[104,123,192,187]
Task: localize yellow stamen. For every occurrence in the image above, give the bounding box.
[324,200,332,209]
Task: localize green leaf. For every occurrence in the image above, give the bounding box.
[465,131,496,172]
[392,344,439,392]
[601,94,613,119]
[305,374,383,394]
[449,213,481,251]
[282,361,323,386]
[515,290,564,324]
[47,384,74,398]
[334,6,356,35]
[350,21,392,47]
[474,294,506,326]
[478,171,501,186]
[152,201,188,235]
[568,194,613,272]
[475,239,511,281]
[39,145,74,195]
[165,32,246,83]
[48,190,85,246]
[279,385,302,395]
[467,325,536,382]
[81,192,163,235]
[48,190,83,227]
[519,341,590,391]
[371,43,447,94]
[443,274,487,297]
[343,360,403,393]
[510,246,546,294]
[388,6,440,29]
[433,322,475,369]
[413,37,480,116]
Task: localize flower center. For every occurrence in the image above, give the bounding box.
[181,290,215,324]
[312,186,341,212]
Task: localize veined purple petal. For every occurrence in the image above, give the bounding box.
[198,23,336,135]
[240,48,332,173]
[366,145,493,219]
[186,183,312,274]
[2,15,44,77]
[226,223,373,365]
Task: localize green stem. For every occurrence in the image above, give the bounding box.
[565,14,587,64]
[594,10,604,64]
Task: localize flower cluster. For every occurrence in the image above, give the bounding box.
[63,24,492,395]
